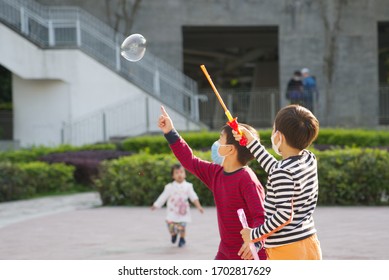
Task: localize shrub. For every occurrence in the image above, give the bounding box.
[315,148,389,205]
[39,150,132,185]
[119,129,389,154]
[120,130,273,154]
[0,143,117,163]
[96,148,389,206]
[313,129,389,147]
[0,162,34,201]
[120,135,171,154]
[95,149,276,207]
[95,152,215,206]
[0,161,76,202]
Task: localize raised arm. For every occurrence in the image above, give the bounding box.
[232,126,278,174]
[158,106,218,190]
[247,139,278,174]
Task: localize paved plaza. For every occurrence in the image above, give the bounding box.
[0,192,388,260]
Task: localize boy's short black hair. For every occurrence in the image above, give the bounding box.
[222,123,259,166]
[274,105,319,150]
[171,163,183,176]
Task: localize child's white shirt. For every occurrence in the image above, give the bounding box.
[153,180,199,223]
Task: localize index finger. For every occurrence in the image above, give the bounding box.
[160,106,170,118]
[237,244,245,257]
[238,125,248,134]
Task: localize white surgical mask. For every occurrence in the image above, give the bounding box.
[271,131,282,156]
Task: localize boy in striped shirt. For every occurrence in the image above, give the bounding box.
[158,106,266,260]
[235,105,322,260]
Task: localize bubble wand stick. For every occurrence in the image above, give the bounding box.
[200,65,247,146]
[237,208,260,260]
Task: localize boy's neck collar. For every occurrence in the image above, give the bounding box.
[281,149,304,160]
[222,159,244,173]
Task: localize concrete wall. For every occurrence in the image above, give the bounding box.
[13,77,69,146]
[0,23,201,147]
[36,0,389,127]
[278,0,381,126]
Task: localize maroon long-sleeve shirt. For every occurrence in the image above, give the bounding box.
[165,130,266,260]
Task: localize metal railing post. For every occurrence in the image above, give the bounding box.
[145,96,150,133]
[61,126,65,144]
[191,95,198,122]
[270,92,276,126]
[102,112,107,142]
[20,7,28,35]
[48,20,55,46]
[189,82,198,121]
[153,68,160,96]
[76,16,81,47]
[115,34,121,71]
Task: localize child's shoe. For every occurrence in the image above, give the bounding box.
[171,234,177,244]
[178,237,186,247]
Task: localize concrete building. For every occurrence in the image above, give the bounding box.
[36,0,389,127]
[1,0,389,147]
[0,0,203,147]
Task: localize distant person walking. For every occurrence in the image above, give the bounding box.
[286,70,304,105]
[301,68,318,112]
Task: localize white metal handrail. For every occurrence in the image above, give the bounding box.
[61,96,151,146]
[0,0,202,145]
[0,0,199,115]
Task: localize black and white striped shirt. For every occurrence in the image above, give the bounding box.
[248,139,318,248]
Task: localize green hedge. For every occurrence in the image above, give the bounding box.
[314,148,389,205]
[95,148,389,207]
[120,131,273,154]
[314,129,389,147]
[94,149,268,207]
[120,129,389,153]
[0,161,76,202]
[3,128,389,204]
[0,143,116,163]
[95,152,215,206]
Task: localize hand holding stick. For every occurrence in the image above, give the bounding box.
[237,208,259,260]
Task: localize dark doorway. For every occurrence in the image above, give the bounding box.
[0,64,13,140]
[183,26,278,89]
[182,26,279,128]
[378,22,389,125]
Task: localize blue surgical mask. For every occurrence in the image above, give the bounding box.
[211,141,225,166]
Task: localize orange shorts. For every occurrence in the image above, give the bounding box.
[266,234,322,260]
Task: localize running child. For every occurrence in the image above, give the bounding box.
[151,163,204,247]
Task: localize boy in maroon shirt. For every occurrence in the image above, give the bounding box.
[158,106,266,260]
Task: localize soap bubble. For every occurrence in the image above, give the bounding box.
[120,34,147,62]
